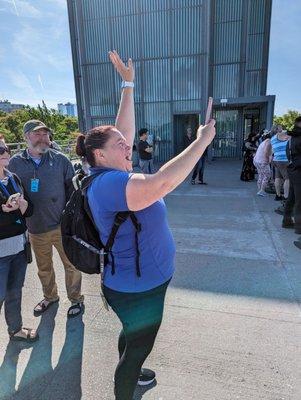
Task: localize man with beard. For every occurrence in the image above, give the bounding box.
[8,120,84,317]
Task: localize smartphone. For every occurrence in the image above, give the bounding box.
[7,193,21,204]
[205,97,213,125]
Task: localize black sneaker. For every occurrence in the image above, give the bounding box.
[138,368,156,386]
[294,240,301,250]
[274,195,283,201]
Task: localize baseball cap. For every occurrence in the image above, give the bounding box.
[23,120,51,136]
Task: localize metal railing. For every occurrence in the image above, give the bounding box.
[7,139,78,160]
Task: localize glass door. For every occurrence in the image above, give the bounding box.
[212,109,240,158]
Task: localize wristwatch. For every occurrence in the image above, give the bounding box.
[121,81,134,89]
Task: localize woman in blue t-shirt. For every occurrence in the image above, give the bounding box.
[78,51,216,400]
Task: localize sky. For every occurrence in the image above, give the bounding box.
[0,0,300,116]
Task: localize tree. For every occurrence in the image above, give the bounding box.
[0,103,78,143]
[273,110,301,131]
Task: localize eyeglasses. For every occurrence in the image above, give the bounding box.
[0,146,11,155]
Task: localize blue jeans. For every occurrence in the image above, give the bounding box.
[0,251,27,334]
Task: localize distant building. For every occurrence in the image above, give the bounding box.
[0,101,25,113]
[57,102,77,117]
[67,0,275,161]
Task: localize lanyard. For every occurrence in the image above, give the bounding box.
[29,158,42,179]
[0,176,20,198]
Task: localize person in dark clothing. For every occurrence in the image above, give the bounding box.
[0,135,38,342]
[240,133,258,181]
[138,128,154,174]
[282,117,301,242]
[185,127,207,184]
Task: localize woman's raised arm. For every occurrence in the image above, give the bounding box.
[109,50,135,149]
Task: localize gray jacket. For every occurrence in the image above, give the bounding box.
[9,149,74,234]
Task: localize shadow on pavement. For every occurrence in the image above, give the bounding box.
[170,253,300,303]
[0,303,85,400]
[133,380,157,400]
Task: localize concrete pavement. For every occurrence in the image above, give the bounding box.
[0,160,300,400]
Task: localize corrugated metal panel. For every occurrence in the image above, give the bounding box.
[134,103,144,134]
[213,64,240,98]
[92,117,116,127]
[144,59,171,102]
[83,19,111,64]
[245,70,262,96]
[249,0,265,34]
[246,33,264,70]
[173,100,202,112]
[173,56,203,100]
[85,64,115,115]
[81,0,110,21]
[172,6,204,56]
[140,0,169,12]
[214,0,243,23]
[144,102,172,161]
[213,21,242,63]
[110,0,139,16]
[111,15,140,59]
[142,11,170,58]
[172,0,204,7]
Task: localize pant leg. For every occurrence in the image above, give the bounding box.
[290,172,301,231]
[149,159,155,174]
[139,160,150,174]
[52,227,84,303]
[29,230,58,302]
[284,175,295,220]
[5,251,27,334]
[192,160,200,180]
[198,156,206,182]
[261,164,271,189]
[103,280,170,400]
[0,256,11,319]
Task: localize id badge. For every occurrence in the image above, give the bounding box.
[30,178,40,193]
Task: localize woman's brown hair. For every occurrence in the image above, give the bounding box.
[75,125,114,167]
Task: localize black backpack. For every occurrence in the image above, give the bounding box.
[61,171,141,277]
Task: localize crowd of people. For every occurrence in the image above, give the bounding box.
[240,119,301,249]
[0,51,216,400]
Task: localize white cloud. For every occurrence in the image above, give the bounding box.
[12,23,71,71]
[6,69,38,99]
[1,0,41,18]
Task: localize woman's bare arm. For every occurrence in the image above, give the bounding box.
[109,51,135,149]
[126,120,216,211]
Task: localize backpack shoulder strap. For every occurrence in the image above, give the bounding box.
[105,211,141,277]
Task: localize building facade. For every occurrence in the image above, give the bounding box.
[67,0,275,160]
[57,102,78,117]
[0,101,25,113]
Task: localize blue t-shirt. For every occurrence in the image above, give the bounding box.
[87,168,175,293]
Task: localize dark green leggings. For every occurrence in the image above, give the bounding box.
[103,279,170,400]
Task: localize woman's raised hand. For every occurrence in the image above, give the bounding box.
[196,119,216,147]
[109,50,134,82]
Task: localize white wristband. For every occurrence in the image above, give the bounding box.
[121,81,134,89]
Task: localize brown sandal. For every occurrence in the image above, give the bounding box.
[10,327,39,343]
